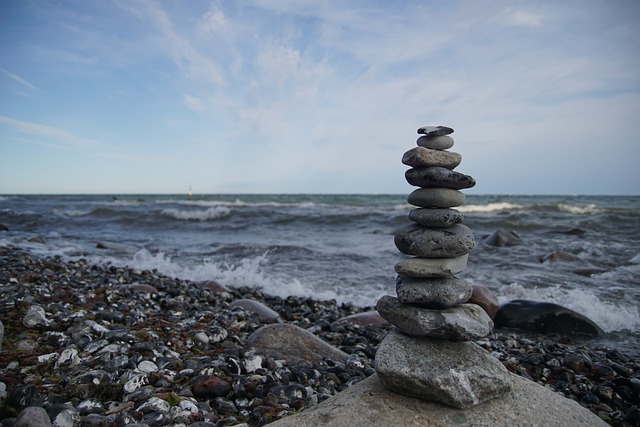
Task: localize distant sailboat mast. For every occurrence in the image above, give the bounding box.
[188,185,192,199]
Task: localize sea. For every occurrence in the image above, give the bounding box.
[1,194,639,355]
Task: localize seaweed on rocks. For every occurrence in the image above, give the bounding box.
[0,246,637,426]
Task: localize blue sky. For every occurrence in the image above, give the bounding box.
[1,0,639,195]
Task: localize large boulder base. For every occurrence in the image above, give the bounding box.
[267,373,608,427]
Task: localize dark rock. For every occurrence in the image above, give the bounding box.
[407,208,464,227]
[483,229,522,247]
[229,299,281,323]
[468,285,499,320]
[405,167,476,189]
[0,224,8,231]
[494,300,605,337]
[539,251,581,263]
[246,323,349,365]
[394,223,475,257]
[14,406,52,427]
[191,375,232,399]
[416,125,454,136]
[194,280,230,293]
[407,188,465,208]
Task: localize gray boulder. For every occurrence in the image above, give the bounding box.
[395,275,472,307]
[407,207,464,227]
[394,223,475,258]
[267,372,608,427]
[375,329,512,408]
[376,296,493,340]
[246,323,348,365]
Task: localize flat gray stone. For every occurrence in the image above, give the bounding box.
[14,406,53,427]
[417,125,454,136]
[267,372,608,427]
[375,329,512,408]
[229,299,281,324]
[394,223,475,257]
[402,147,462,169]
[408,188,465,208]
[246,323,348,365]
[394,254,468,278]
[416,135,454,149]
[396,275,472,307]
[408,208,463,227]
[376,296,493,340]
[405,167,476,189]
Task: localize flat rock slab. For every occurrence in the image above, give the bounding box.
[246,323,349,365]
[375,329,512,408]
[405,166,476,189]
[408,188,466,208]
[267,373,608,427]
[402,147,462,169]
[394,254,468,278]
[395,275,472,307]
[395,223,474,257]
[376,296,492,340]
[417,125,454,136]
[416,135,454,150]
[408,208,463,227]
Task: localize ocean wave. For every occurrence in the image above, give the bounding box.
[161,207,231,221]
[156,198,319,209]
[557,203,603,214]
[53,209,92,217]
[458,202,524,213]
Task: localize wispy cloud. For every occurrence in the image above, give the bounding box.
[1,69,38,91]
[0,115,99,149]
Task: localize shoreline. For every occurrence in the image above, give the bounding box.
[0,246,638,426]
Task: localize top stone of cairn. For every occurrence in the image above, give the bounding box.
[417,126,454,137]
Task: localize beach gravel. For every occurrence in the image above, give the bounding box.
[0,246,637,426]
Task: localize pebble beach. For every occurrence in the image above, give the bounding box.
[0,246,638,426]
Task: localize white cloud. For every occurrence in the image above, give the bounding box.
[503,9,544,27]
[1,69,38,91]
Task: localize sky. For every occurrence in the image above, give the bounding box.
[1,0,639,195]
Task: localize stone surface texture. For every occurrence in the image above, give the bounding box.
[405,166,476,189]
[394,254,468,277]
[374,329,512,408]
[416,135,454,149]
[407,208,463,227]
[416,126,454,136]
[267,373,608,427]
[407,187,466,208]
[394,223,475,257]
[402,147,462,169]
[395,275,472,307]
[246,323,349,365]
[376,296,493,340]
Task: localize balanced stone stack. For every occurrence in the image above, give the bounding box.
[374,125,512,408]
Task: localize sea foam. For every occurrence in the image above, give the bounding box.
[457,202,524,213]
[557,203,602,214]
[161,207,231,221]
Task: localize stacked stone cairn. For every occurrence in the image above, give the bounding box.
[374,125,513,408]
